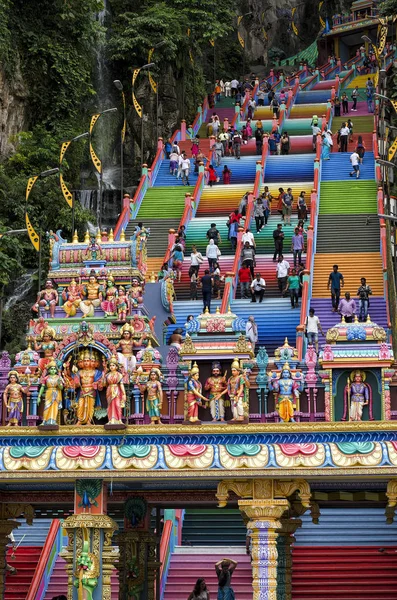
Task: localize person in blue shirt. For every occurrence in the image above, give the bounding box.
[164,138,172,158]
[327,264,344,312]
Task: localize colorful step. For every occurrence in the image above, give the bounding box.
[312,252,384,298]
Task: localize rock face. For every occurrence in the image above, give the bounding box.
[0,60,28,158]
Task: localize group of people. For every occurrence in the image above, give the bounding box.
[187,559,238,600]
[328,265,373,322]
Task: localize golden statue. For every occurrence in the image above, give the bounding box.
[63,349,104,425]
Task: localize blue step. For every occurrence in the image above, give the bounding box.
[265,154,314,182]
[153,160,200,187]
[169,298,299,355]
[13,518,53,546]
[208,156,258,184]
[295,90,331,104]
[296,508,397,546]
[321,151,375,181]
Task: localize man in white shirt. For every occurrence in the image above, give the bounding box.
[225,81,232,97]
[176,154,183,179]
[172,143,181,155]
[339,123,350,152]
[242,228,256,249]
[250,273,266,303]
[349,151,360,179]
[230,79,239,96]
[181,153,190,185]
[276,254,290,296]
[305,307,324,354]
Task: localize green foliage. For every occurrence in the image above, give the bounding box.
[379,0,397,16]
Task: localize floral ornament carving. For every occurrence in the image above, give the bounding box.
[216,478,311,509]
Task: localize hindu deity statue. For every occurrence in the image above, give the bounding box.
[345,370,371,422]
[268,362,303,423]
[3,370,29,426]
[104,356,126,426]
[185,363,207,423]
[218,359,250,422]
[62,278,82,318]
[80,273,102,318]
[128,278,144,309]
[136,366,163,424]
[133,223,150,275]
[116,286,130,322]
[101,276,118,317]
[37,360,64,426]
[32,279,58,319]
[34,326,57,372]
[116,323,147,380]
[84,236,103,261]
[63,349,104,425]
[73,540,99,600]
[204,361,227,422]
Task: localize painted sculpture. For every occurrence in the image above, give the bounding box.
[73,540,99,600]
[33,326,57,372]
[185,363,207,423]
[268,362,304,423]
[101,276,118,317]
[32,279,59,318]
[104,356,126,426]
[344,370,372,422]
[116,287,130,322]
[62,278,82,317]
[37,360,64,426]
[116,323,146,379]
[215,360,250,422]
[84,236,103,261]
[128,277,144,308]
[80,273,103,318]
[63,350,104,425]
[3,370,29,426]
[136,367,163,424]
[204,361,227,422]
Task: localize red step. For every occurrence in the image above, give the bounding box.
[5,547,42,600]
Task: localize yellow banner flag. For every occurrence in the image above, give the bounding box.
[149,72,157,94]
[90,142,102,174]
[187,28,191,37]
[59,141,71,165]
[121,93,126,143]
[25,213,40,252]
[388,138,397,162]
[391,100,397,113]
[60,172,73,208]
[238,31,245,48]
[26,176,38,202]
[291,7,298,35]
[89,114,101,134]
[148,47,155,63]
[132,91,142,118]
[262,28,268,41]
[209,39,215,47]
[132,68,141,87]
[237,15,243,26]
[189,49,194,64]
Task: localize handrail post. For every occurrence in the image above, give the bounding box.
[181,119,186,141]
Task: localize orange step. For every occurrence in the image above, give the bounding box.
[312,252,384,297]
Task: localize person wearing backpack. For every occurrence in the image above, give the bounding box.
[355,135,366,164]
[357,277,372,321]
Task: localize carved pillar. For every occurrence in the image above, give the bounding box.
[117,497,160,600]
[0,503,34,599]
[61,481,118,600]
[217,479,311,600]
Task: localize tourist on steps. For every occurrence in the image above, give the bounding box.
[338,291,356,323]
[206,239,221,273]
[187,578,210,600]
[349,150,360,179]
[305,308,324,354]
[215,558,237,600]
[328,264,344,312]
[285,268,301,309]
[357,277,372,321]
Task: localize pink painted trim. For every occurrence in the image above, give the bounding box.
[26,519,60,600]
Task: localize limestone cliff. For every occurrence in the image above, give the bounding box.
[0,59,28,158]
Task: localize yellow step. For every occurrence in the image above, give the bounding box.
[312,252,384,297]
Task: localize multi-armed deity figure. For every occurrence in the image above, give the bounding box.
[185,363,207,423]
[34,326,57,372]
[63,349,104,425]
[3,370,30,426]
[104,356,126,426]
[345,370,371,422]
[80,272,103,318]
[62,278,83,318]
[116,323,147,380]
[33,279,59,319]
[84,236,103,261]
[268,362,304,422]
[204,361,227,422]
[132,223,150,275]
[37,360,64,426]
[136,367,163,424]
[128,277,144,309]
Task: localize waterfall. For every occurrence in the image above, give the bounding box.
[4,273,33,310]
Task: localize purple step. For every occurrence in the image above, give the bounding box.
[210,107,236,121]
[309,297,388,332]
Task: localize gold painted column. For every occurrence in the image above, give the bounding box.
[0,503,34,600]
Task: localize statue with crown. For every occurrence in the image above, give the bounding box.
[63,348,105,426]
[268,361,304,423]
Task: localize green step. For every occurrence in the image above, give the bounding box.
[319,181,377,215]
[136,187,194,219]
[332,116,374,133]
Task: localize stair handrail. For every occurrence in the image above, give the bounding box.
[297,137,321,359]
[149,139,165,187]
[160,509,184,600]
[300,70,319,91]
[26,518,61,600]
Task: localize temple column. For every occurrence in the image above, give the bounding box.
[0,503,34,599]
[217,478,311,600]
[61,480,119,600]
[117,497,159,600]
